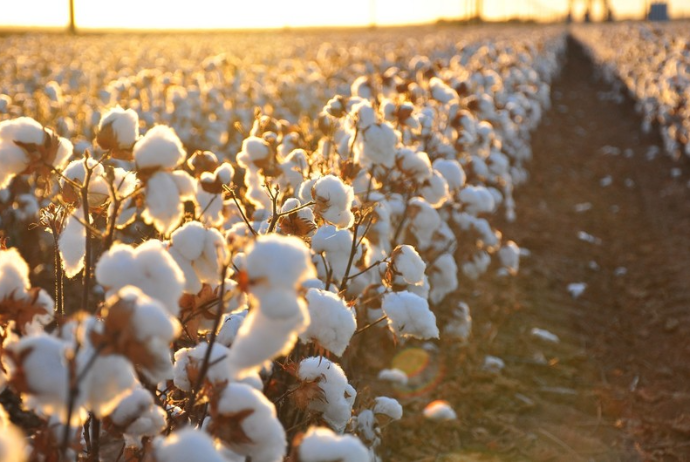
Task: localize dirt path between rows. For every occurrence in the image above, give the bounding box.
[378,36,690,462]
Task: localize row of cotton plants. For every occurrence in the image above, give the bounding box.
[0,26,565,462]
[572,23,690,158]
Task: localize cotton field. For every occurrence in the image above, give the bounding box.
[0,25,570,461]
[573,22,690,159]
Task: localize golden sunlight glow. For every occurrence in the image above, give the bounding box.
[3,0,690,30]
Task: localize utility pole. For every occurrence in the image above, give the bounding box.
[68,0,76,34]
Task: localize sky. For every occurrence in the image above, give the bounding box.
[2,0,690,30]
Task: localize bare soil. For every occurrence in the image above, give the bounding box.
[375,36,690,462]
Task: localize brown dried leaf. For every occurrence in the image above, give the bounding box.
[0,288,50,333]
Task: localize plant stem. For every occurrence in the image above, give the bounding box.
[53,232,64,320]
[188,264,230,419]
[339,220,361,293]
[81,160,94,313]
[354,315,389,335]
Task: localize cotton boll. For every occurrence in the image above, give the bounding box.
[356,122,397,169]
[423,400,456,421]
[245,234,316,292]
[58,207,86,279]
[374,396,403,422]
[95,240,184,316]
[396,148,432,183]
[298,426,369,462]
[237,136,271,170]
[169,222,227,294]
[388,245,425,286]
[109,387,166,447]
[153,428,227,462]
[311,225,358,282]
[141,171,186,236]
[227,303,309,380]
[61,158,109,207]
[133,125,185,170]
[381,291,439,340]
[173,343,231,392]
[216,309,248,347]
[0,117,44,145]
[80,349,136,418]
[429,77,458,104]
[406,198,442,251]
[209,382,286,462]
[97,106,139,151]
[498,240,520,275]
[298,357,355,433]
[420,170,450,208]
[300,289,356,357]
[429,253,458,305]
[377,368,408,386]
[432,159,466,190]
[278,198,316,237]
[444,302,472,344]
[0,142,28,189]
[461,251,491,281]
[0,247,30,300]
[459,185,496,215]
[4,334,74,422]
[312,175,355,229]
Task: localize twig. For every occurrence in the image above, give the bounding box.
[81,156,94,313]
[339,219,361,293]
[354,315,388,335]
[344,259,386,282]
[188,265,231,420]
[224,186,257,237]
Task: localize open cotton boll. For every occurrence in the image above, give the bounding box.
[498,241,520,275]
[421,171,450,208]
[133,125,185,170]
[300,289,356,357]
[378,368,408,385]
[388,245,426,286]
[429,253,459,305]
[461,251,491,281]
[423,400,457,421]
[298,426,369,462]
[209,382,286,462]
[349,100,376,130]
[97,106,139,150]
[216,309,248,347]
[298,357,355,434]
[61,158,109,207]
[169,222,227,294]
[153,428,227,462]
[79,348,136,418]
[444,302,472,344]
[432,159,466,190]
[95,240,184,316]
[102,286,181,383]
[278,198,316,237]
[227,300,309,380]
[4,334,74,422]
[0,142,28,189]
[0,247,30,300]
[245,234,316,291]
[58,207,86,278]
[237,136,271,170]
[406,198,442,251]
[396,148,432,183]
[311,225,359,283]
[0,117,44,144]
[173,343,231,392]
[109,387,166,448]
[141,171,192,236]
[381,291,439,340]
[356,122,397,169]
[312,175,355,229]
[429,77,458,104]
[459,185,496,215]
[374,396,403,422]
